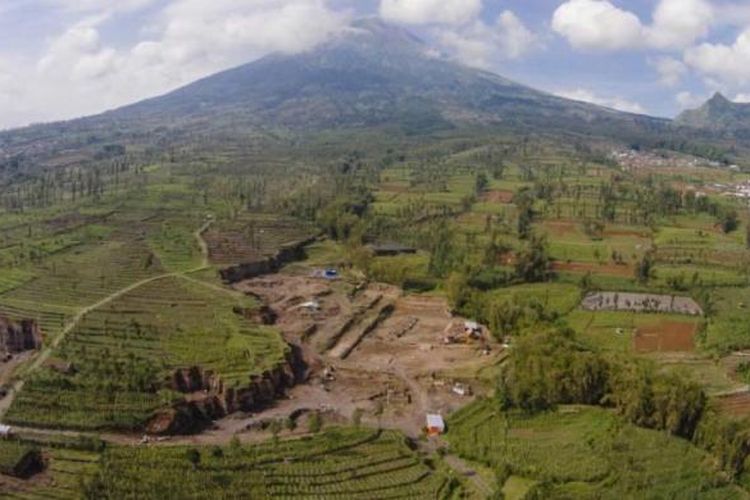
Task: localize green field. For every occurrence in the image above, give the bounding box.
[6,276,287,431]
[446,400,743,499]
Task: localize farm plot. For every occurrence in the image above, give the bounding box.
[717,392,750,418]
[634,320,699,353]
[445,400,741,498]
[0,240,164,313]
[705,287,750,354]
[569,311,703,354]
[5,276,288,431]
[81,429,456,498]
[1,445,100,499]
[205,214,316,266]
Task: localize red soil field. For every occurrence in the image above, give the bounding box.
[482,190,515,204]
[718,392,750,418]
[633,321,698,353]
[552,261,633,278]
[543,220,578,237]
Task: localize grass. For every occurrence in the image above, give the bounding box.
[485,283,581,316]
[0,440,38,477]
[445,400,744,498]
[81,429,457,499]
[568,310,703,354]
[705,287,750,353]
[502,476,538,500]
[6,276,288,431]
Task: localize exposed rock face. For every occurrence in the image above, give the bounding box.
[146,347,307,435]
[0,317,42,353]
[219,237,316,284]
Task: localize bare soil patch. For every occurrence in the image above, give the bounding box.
[718,392,750,418]
[634,321,698,353]
[232,273,502,437]
[482,190,515,204]
[542,220,578,237]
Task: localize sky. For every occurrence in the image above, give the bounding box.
[2,0,750,129]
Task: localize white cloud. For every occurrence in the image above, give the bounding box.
[676,90,707,110]
[552,0,643,51]
[651,56,687,87]
[734,93,750,103]
[552,0,714,52]
[379,0,481,26]
[42,0,157,14]
[438,10,537,69]
[684,29,750,87]
[648,0,713,50]
[0,0,350,128]
[555,88,646,114]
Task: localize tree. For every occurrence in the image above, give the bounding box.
[721,210,739,234]
[515,235,550,283]
[185,448,201,470]
[474,172,489,196]
[285,417,297,433]
[515,189,535,240]
[635,252,654,284]
[308,412,322,434]
[229,435,242,456]
[444,271,472,313]
[269,419,282,445]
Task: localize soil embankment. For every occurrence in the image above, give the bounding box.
[147,347,308,435]
[219,237,317,283]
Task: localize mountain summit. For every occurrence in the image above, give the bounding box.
[2,17,671,163]
[107,17,665,135]
[676,93,750,131]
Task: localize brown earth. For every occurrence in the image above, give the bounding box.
[228,273,503,438]
[0,317,42,354]
[543,220,578,236]
[717,392,750,418]
[481,190,515,204]
[634,321,698,353]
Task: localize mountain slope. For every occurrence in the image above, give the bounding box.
[112,18,666,133]
[676,93,750,131]
[1,18,673,167]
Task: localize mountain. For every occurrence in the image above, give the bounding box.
[676,93,750,131]
[111,18,666,132]
[2,18,674,166]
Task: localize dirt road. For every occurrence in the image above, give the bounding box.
[0,219,215,420]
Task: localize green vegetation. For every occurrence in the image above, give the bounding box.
[82,429,456,499]
[447,400,742,498]
[6,276,287,431]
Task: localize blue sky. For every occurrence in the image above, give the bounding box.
[1,0,750,129]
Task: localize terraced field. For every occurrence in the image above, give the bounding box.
[82,429,457,498]
[3,447,100,499]
[445,400,742,498]
[205,214,317,266]
[5,276,288,431]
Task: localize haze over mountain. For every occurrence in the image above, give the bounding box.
[109,18,668,134]
[1,19,672,144]
[676,93,750,132]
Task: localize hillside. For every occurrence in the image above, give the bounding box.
[677,92,750,132]
[0,18,673,172]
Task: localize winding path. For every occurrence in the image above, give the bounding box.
[0,219,215,419]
